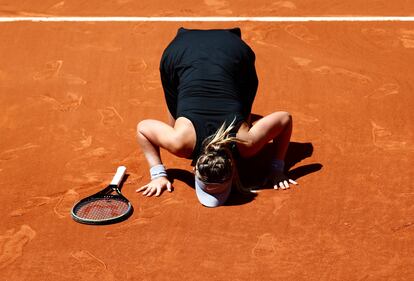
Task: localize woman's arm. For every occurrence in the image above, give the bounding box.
[136,118,196,196]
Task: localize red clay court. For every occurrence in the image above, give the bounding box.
[0,1,413,280]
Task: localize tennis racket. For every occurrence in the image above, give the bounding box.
[71,166,133,225]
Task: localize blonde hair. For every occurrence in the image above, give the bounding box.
[195,119,251,194]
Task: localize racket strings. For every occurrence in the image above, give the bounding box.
[74,197,130,221]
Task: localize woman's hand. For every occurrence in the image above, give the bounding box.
[268,171,298,190]
[136,177,172,197]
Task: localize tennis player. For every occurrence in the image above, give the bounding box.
[136,27,297,207]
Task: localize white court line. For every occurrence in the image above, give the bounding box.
[0,16,414,22]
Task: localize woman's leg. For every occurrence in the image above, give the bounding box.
[167,110,176,127]
[137,117,196,166]
[237,111,297,189]
[237,111,292,159]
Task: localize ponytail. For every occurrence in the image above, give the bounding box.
[195,119,252,194]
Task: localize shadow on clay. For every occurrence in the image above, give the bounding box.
[249,112,321,178]
[239,114,322,188]
[238,141,322,190]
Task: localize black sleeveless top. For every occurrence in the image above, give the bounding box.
[160,27,258,161]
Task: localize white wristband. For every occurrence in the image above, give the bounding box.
[150,164,167,180]
[271,159,285,172]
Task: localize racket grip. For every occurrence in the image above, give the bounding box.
[111,166,127,186]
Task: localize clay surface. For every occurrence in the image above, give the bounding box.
[0,5,413,281]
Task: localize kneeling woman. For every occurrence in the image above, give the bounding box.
[136,27,297,207]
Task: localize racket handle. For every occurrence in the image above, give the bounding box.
[111,166,127,186]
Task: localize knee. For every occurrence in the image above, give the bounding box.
[279,111,292,125]
[137,120,149,135]
[136,120,157,141]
